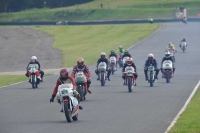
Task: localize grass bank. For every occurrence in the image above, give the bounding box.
[168,84,200,133]
[0,75,27,87]
[0,0,199,22]
[34,24,161,67]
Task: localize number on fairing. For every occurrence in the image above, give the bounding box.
[61,90,68,94]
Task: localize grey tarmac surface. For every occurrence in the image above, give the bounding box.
[0,23,200,133]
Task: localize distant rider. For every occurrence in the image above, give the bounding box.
[71,58,92,94]
[26,56,44,82]
[122,57,138,85]
[116,46,125,55]
[179,38,187,47]
[122,50,132,59]
[166,42,176,52]
[161,51,175,77]
[144,54,160,81]
[108,50,118,68]
[50,68,83,111]
[95,52,111,81]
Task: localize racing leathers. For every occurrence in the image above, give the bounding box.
[71,64,92,94]
[144,59,160,80]
[109,53,118,67]
[122,53,132,59]
[95,58,111,81]
[122,63,138,84]
[161,56,175,76]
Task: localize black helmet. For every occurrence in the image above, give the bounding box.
[183,38,186,41]
[110,50,115,54]
[124,50,129,54]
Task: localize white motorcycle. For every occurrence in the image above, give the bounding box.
[28,64,39,89]
[124,66,136,92]
[56,84,79,122]
[109,56,117,75]
[98,62,107,86]
[162,60,173,83]
[147,64,156,87]
[122,56,129,67]
[180,42,187,53]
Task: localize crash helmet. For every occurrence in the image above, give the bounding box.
[31,56,37,62]
[100,52,106,59]
[165,51,171,58]
[119,46,123,49]
[124,50,129,54]
[110,50,115,54]
[148,53,154,60]
[77,58,84,69]
[60,68,69,80]
[126,57,133,66]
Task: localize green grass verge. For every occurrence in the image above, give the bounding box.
[168,85,200,133]
[33,24,161,67]
[0,0,199,22]
[0,74,52,87]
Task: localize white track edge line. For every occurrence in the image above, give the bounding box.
[0,25,164,89]
[127,24,164,50]
[164,79,200,133]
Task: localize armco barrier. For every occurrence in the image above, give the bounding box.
[0,18,199,26]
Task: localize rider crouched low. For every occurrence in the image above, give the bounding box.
[144,54,159,81]
[71,58,92,94]
[108,50,118,68]
[50,68,83,111]
[122,57,138,85]
[161,52,175,77]
[122,50,132,59]
[95,52,111,81]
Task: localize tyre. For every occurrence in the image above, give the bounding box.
[149,73,153,87]
[101,73,105,86]
[183,47,185,53]
[32,75,35,89]
[166,72,170,83]
[72,114,78,121]
[64,102,72,122]
[128,77,132,92]
[77,85,84,101]
[111,66,114,75]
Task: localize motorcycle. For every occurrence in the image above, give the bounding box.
[182,18,187,24]
[75,71,87,101]
[147,64,156,87]
[98,62,107,86]
[28,64,39,89]
[122,56,129,67]
[56,84,79,122]
[180,42,187,53]
[162,60,173,83]
[123,66,136,92]
[109,56,117,75]
[117,53,123,68]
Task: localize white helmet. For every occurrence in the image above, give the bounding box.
[31,56,37,60]
[119,46,123,49]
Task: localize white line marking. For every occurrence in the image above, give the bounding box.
[127,24,164,50]
[164,80,200,133]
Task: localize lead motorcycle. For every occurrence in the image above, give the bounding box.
[56,84,79,123]
[162,60,173,83]
[109,56,117,75]
[123,66,136,92]
[28,64,40,89]
[180,42,187,53]
[98,62,107,86]
[147,64,156,87]
[75,71,87,101]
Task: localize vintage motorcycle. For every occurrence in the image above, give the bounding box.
[75,71,87,101]
[147,64,156,87]
[109,56,117,75]
[28,64,40,89]
[56,84,79,122]
[98,62,107,86]
[180,42,187,53]
[123,66,136,92]
[162,60,173,83]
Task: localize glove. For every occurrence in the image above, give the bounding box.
[50,94,56,103]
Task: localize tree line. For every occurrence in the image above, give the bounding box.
[0,0,93,13]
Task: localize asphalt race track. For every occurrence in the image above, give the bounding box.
[0,23,200,133]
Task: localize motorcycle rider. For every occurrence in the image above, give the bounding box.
[50,68,83,111]
[161,51,175,77]
[122,57,138,85]
[95,52,111,81]
[108,50,118,68]
[165,42,176,52]
[144,53,160,81]
[71,58,92,94]
[122,50,132,59]
[116,46,125,55]
[179,38,187,47]
[26,56,44,82]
